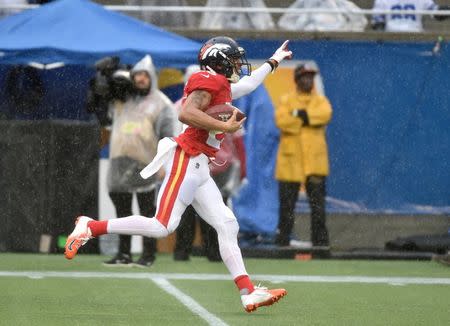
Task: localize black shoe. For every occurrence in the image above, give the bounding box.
[207,254,221,262]
[206,248,221,262]
[103,253,132,266]
[134,256,155,267]
[173,251,190,261]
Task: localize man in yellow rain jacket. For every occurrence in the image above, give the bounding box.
[274,63,332,249]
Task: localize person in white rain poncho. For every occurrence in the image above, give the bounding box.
[200,0,275,30]
[105,55,177,267]
[278,0,368,32]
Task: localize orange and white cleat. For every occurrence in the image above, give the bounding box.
[64,216,93,260]
[241,285,287,313]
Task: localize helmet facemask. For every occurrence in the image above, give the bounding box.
[227,47,251,83]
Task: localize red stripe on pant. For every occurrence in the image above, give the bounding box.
[156,147,182,222]
[156,147,189,227]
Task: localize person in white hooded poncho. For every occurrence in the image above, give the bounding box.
[106,55,177,267]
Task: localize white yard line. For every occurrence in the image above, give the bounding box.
[152,277,228,326]
[0,271,449,285]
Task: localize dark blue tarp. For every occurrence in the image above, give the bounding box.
[0,65,94,120]
[0,0,200,67]
[231,39,450,234]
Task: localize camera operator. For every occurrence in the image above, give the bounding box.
[87,55,177,267]
[87,56,133,127]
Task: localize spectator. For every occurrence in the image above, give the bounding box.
[274,63,332,250]
[87,55,177,267]
[199,0,275,30]
[278,0,367,32]
[372,0,450,32]
[126,0,196,28]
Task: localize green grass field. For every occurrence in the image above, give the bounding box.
[1,253,449,326]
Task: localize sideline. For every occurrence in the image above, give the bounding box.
[1,271,450,285]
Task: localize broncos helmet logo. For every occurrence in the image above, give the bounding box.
[200,43,231,61]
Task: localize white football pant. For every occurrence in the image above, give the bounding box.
[107,144,248,279]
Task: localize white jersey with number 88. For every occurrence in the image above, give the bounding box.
[373,0,438,32]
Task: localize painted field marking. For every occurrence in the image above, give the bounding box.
[0,271,450,285]
[152,277,228,326]
[2,271,449,325]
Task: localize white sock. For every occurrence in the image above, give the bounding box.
[217,219,248,279]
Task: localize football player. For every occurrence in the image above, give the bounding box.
[65,36,292,313]
[372,0,449,32]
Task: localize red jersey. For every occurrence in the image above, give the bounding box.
[175,70,232,157]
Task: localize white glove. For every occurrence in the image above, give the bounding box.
[270,40,293,64]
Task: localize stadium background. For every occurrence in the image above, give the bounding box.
[1,2,450,325]
[0,0,449,254]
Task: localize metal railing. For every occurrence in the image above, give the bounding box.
[0,4,449,17]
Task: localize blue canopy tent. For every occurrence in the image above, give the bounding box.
[0,0,200,67]
[0,0,200,120]
[0,0,204,253]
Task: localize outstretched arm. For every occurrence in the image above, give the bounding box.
[231,40,293,100]
[231,64,272,100]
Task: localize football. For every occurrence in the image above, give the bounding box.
[205,103,246,122]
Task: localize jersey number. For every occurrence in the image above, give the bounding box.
[391,4,416,21]
[206,131,224,149]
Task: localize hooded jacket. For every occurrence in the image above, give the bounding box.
[108,55,177,192]
[275,90,332,183]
